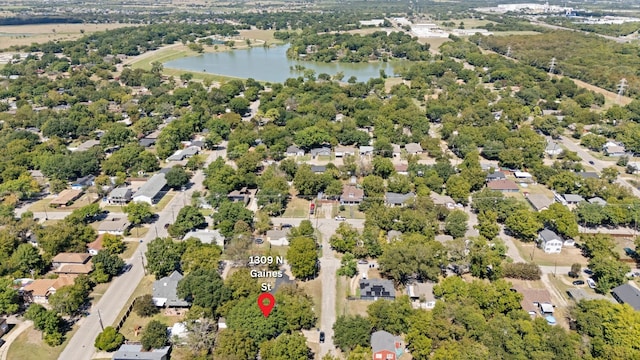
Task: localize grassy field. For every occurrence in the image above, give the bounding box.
[441,18,496,29]
[119,308,185,341]
[298,277,323,327]
[120,240,140,260]
[493,31,542,36]
[0,23,136,49]
[112,275,154,329]
[28,193,99,212]
[7,323,80,360]
[152,191,175,212]
[283,196,311,218]
[89,282,111,304]
[515,240,588,267]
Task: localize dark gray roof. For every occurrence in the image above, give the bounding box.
[73,175,95,186]
[578,172,599,179]
[563,194,585,203]
[539,229,560,243]
[311,165,327,173]
[486,171,506,181]
[109,187,131,198]
[310,147,331,156]
[139,138,156,147]
[588,197,607,206]
[527,194,553,211]
[113,344,170,360]
[152,270,190,307]
[360,279,395,299]
[286,145,302,153]
[611,284,640,311]
[385,192,415,205]
[371,330,397,354]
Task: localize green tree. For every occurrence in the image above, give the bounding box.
[367,296,414,334]
[48,283,88,316]
[446,175,471,205]
[287,236,318,280]
[145,237,186,278]
[134,294,159,317]
[94,326,124,351]
[92,250,125,278]
[214,329,258,360]
[9,243,45,276]
[504,209,542,242]
[539,203,578,239]
[589,254,630,294]
[177,268,231,314]
[124,202,154,227]
[444,210,469,238]
[475,210,500,239]
[0,277,20,315]
[372,157,395,179]
[168,206,206,238]
[101,234,126,254]
[379,240,446,284]
[180,240,222,273]
[260,333,312,360]
[165,166,190,190]
[333,315,372,352]
[141,320,168,351]
[337,252,358,277]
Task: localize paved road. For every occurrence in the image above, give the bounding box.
[558,136,640,199]
[273,215,363,358]
[58,144,227,360]
[530,20,631,44]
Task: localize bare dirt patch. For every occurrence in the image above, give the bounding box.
[0,23,136,49]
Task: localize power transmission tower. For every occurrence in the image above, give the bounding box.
[548,57,556,75]
[506,45,512,57]
[617,78,627,104]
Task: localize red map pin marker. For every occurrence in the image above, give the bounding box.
[258,293,275,317]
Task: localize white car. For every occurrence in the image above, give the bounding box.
[587,278,596,289]
[334,216,346,221]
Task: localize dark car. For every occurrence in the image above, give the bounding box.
[584,268,593,275]
[588,160,595,165]
[164,223,170,229]
[319,331,325,343]
[281,223,293,229]
[254,238,264,244]
[572,280,585,286]
[0,339,5,348]
[568,271,579,278]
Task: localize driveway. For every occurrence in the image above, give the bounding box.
[58,144,227,360]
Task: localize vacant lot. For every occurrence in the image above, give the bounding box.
[0,23,136,49]
[7,324,80,360]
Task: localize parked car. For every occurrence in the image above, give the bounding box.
[624,247,637,257]
[281,223,293,229]
[572,280,585,286]
[568,271,579,278]
[164,223,170,229]
[0,339,5,348]
[334,216,346,221]
[319,331,325,343]
[358,259,368,265]
[587,278,596,289]
[588,160,595,165]
[584,268,593,275]
[254,238,264,244]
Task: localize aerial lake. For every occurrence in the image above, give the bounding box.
[164,45,403,83]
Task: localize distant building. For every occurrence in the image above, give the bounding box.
[133,173,167,204]
[538,229,563,254]
[285,145,305,157]
[340,185,364,205]
[588,197,607,206]
[360,279,395,300]
[486,171,506,182]
[183,229,225,248]
[603,141,626,157]
[112,344,171,360]
[152,271,190,307]
[371,330,403,360]
[513,285,553,318]
[108,187,132,205]
[227,187,253,205]
[526,194,554,212]
[578,172,599,179]
[87,234,105,255]
[310,147,331,158]
[167,146,199,161]
[359,19,385,26]
[311,165,327,174]
[50,189,83,207]
[334,146,356,158]
[562,194,585,205]
[23,277,75,304]
[359,146,374,156]
[430,192,455,209]
[72,139,100,152]
[545,141,562,156]
[0,317,8,337]
[407,282,437,309]
[487,179,519,192]
[71,175,95,190]
[385,192,415,207]
[266,229,290,246]
[405,143,423,155]
[98,216,130,236]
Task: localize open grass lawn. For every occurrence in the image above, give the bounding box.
[515,240,588,267]
[112,275,154,328]
[238,29,281,43]
[335,276,349,317]
[119,308,185,341]
[440,18,496,29]
[0,23,136,49]
[299,277,323,327]
[119,241,140,261]
[283,196,311,218]
[152,191,175,212]
[492,31,541,36]
[333,204,366,219]
[128,226,150,239]
[90,282,111,304]
[7,323,80,360]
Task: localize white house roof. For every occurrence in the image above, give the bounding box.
[134,173,166,201]
[183,229,225,248]
[514,171,532,178]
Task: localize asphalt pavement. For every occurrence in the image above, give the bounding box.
[58,144,227,360]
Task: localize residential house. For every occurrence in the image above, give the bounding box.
[360,279,395,300]
[603,141,626,157]
[133,173,167,204]
[98,216,130,236]
[108,187,132,205]
[310,147,331,159]
[73,139,100,152]
[391,144,401,158]
[385,192,415,207]
[22,277,75,304]
[112,344,171,360]
[394,163,408,175]
[285,145,305,157]
[340,185,364,206]
[562,194,585,205]
[266,229,290,246]
[139,137,156,148]
[611,283,640,311]
[526,194,553,212]
[334,146,356,157]
[514,171,533,181]
[430,192,455,209]
[87,234,105,255]
[0,317,8,337]
[359,146,374,156]
[52,252,93,276]
[578,172,599,179]
[167,146,199,161]
[371,330,403,360]
[537,229,563,254]
[486,171,506,182]
[311,165,327,174]
[545,141,562,156]
[407,282,437,309]
[405,142,423,155]
[588,197,607,206]
[183,229,225,248]
[487,179,519,192]
[50,189,83,207]
[227,187,253,205]
[71,175,95,190]
[152,270,190,307]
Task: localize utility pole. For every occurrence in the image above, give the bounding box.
[617,78,627,104]
[97,309,104,331]
[139,251,146,275]
[548,57,556,75]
